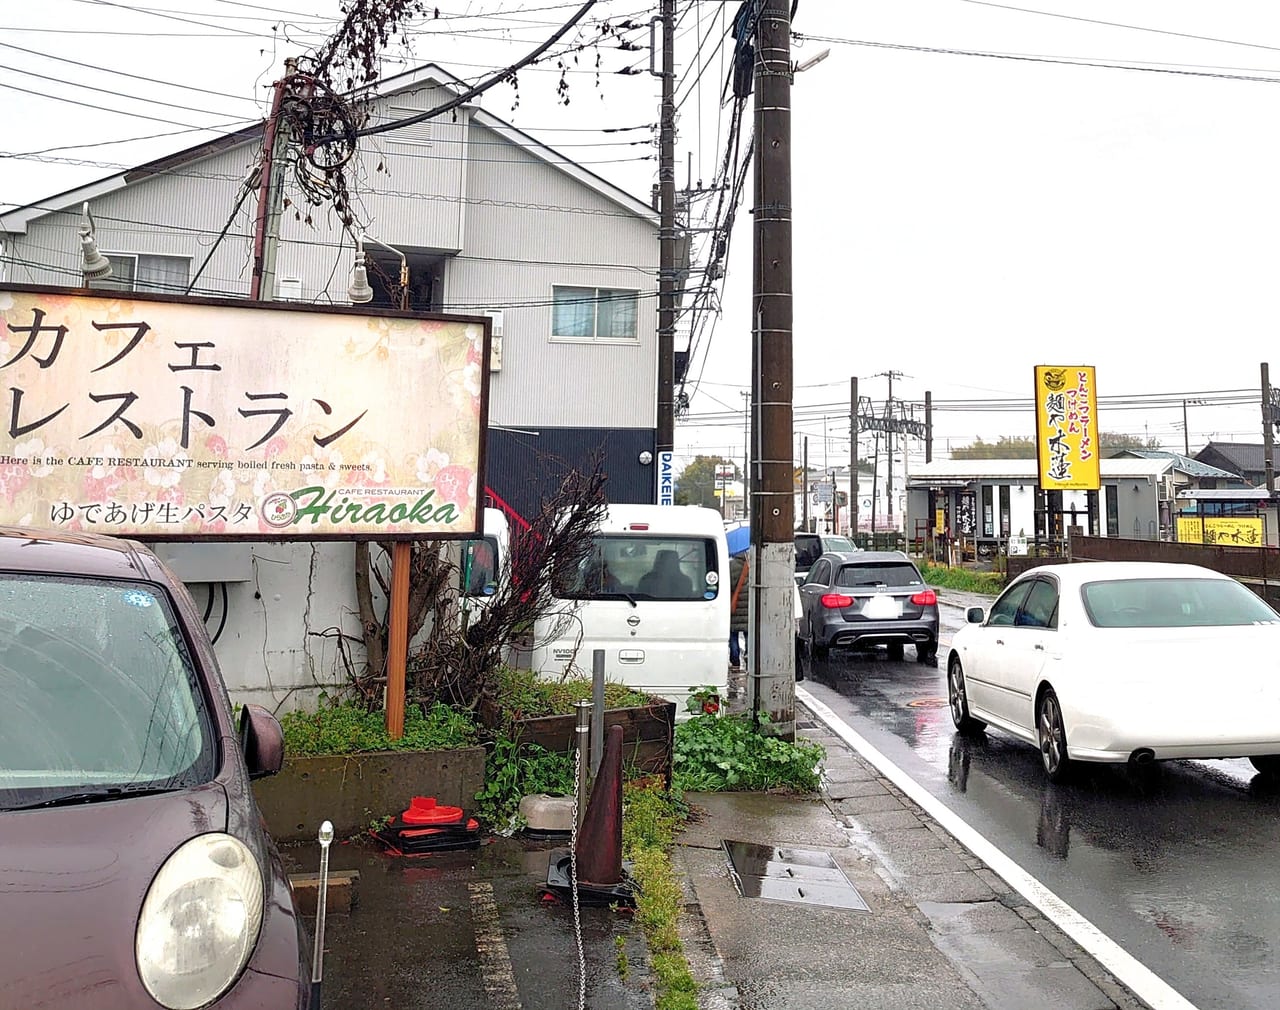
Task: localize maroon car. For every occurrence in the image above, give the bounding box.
[0,527,309,1008]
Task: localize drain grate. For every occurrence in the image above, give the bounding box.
[723,840,870,912]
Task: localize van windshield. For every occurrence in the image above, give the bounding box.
[459,536,500,596]
[556,536,720,601]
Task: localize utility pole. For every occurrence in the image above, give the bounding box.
[747,0,794,740]
[802,435,809,531]
[924,390,933,464]
[1182,399,1189,457]
[654,0,677,498]
[1264,363,1276,493]
[741,389,750,518]
[849,376,858,539]
[250,58,296,301]
[884,369,902,530]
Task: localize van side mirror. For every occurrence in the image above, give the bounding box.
[239,704,285,779]
[966,607,985,624]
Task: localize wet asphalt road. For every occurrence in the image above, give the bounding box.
[801,598,1280,1010]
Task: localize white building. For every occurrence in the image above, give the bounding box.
[0,64,663,710]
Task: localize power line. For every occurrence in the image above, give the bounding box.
[793,33,1280,85]
[958,0,1280,55]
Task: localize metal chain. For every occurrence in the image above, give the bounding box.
[569,744,587,1010]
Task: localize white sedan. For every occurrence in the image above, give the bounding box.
[946,561,1280,782]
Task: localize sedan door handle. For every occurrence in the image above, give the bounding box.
[995,638,1004,646]
[1034,643,1045,651]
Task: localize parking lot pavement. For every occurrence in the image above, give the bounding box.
[282,834,652,1010]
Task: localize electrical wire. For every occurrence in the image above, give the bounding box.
[958,0,1280,55]
[793,33,1280,85]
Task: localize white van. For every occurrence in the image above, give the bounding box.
[530,504,730,713]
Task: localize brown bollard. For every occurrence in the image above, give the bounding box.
[573,723,624,886]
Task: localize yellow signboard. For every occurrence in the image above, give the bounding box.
[1176,516,1264,547]
[0,286,489,539]
[1034,365,1100,491]
[935,507,946,532]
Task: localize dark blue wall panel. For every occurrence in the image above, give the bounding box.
[484,426,657,525]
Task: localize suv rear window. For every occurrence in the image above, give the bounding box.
[0,575,215,806]
[836,562,923,589]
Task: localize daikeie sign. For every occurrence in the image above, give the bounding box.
[0,285,490,540]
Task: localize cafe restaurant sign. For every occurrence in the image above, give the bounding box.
[0,285,489,539]
[1033,365,1100,492]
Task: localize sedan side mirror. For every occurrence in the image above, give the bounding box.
[239,704,285,779]
[966,607,985,624]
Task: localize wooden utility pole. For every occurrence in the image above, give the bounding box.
[747,0,794,739]
[655,0,677,491]
[849,376,859,539]
[249,59,295,301]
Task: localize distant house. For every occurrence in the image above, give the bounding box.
[0,62,664,710]
[1110,449,1243,490]
[1193,441,1278,488]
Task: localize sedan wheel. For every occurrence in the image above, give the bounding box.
[1037,689,1071,783]
[1249,755,1280,780]
[947,657,985,735]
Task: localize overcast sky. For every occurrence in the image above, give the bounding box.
[4,0,1280,476]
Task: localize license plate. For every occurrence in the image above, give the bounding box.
[862,595,901,619]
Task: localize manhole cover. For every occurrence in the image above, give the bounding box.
[907,697,948,709]
[722,840,869,912]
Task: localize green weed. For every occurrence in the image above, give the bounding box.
[279,700,478,757]
[673,711,825,793]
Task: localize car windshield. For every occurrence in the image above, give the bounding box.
[836,562,922,589]
[555,535,719,602]
[823,537,856,553]
[0,575,215,808]
[1081,577,1280,628]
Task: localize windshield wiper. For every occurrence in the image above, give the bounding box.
[8,783,179,812]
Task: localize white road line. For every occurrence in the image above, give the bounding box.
[797,685,1200,1010]
[468,881,523,1009]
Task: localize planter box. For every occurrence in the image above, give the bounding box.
[253,746,486,843]
[481,699,676,785]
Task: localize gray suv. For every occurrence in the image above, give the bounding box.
[798,550,939,665]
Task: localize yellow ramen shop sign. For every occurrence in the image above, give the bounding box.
[1034,365,1100,492]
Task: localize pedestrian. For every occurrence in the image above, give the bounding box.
[728,551,750,671]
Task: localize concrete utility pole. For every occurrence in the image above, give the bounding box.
[884,369,902,529]
[849,376,858,538]
[250,58,296,301]
[924,390,933,464]
[747,0,794,739]
[654,0,677,493]
[802,435,809,531]
[1264,363,1276,493]
[741,389,751,517]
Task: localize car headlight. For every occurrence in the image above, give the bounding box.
[136,833,264,1009]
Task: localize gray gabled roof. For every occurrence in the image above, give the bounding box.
[0,62,657,235]
[1114,449,1239,480]
[1194,441,1274,476]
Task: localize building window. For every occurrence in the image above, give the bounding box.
[551,285,638,341]
[90,254,190,294]
[982,485,994,538]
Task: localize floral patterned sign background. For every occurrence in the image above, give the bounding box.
[0,288,486,538]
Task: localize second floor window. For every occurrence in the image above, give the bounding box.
[91,254,190,294]
[551,285,638,341]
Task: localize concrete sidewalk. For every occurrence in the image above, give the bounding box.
[672,699,1151,1010]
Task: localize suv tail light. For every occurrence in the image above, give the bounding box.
[911,589,938,606]
[821,593,855,609]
